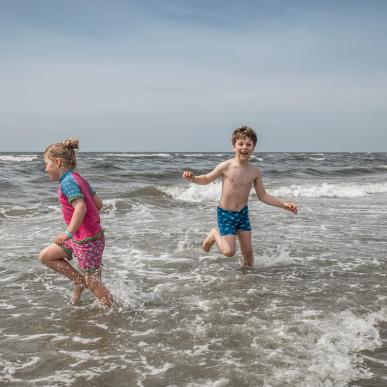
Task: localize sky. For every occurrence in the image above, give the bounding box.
[1,0,387,152]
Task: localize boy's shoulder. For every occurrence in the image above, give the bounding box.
[216,158,234,169]
[228,158,261,172]
[242,161,261,180]
[250,162,262,177]
[248,161,261,172]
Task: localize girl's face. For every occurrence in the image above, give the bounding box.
[44,157,62,181]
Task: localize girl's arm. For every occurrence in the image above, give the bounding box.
[93,194,103,211]
[254,171,297,214]
[67,199,87,234]
[54,199,87,244]
[182,162,226,185]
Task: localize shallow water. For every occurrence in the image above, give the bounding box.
[1,152,387,386]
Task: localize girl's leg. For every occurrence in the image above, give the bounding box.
[38,243,86,303]
[237,231,253,267]
[203,228,237,257]
[85,270,113,308]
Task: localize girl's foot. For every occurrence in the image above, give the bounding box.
[202,231,216,252]
[71,282,85,304]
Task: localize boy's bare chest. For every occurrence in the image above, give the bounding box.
[224,168,255,188]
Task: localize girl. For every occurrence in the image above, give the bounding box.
[39,138,112,308]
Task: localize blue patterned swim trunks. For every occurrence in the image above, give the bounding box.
[217,206,252,236]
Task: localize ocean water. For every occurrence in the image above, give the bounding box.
[1,152,387,387]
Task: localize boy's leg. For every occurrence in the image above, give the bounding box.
[38,243,86,303]
[202,228,217,252]
[237,231,253,267]
[203,228,237,257]
[85,270,113,308]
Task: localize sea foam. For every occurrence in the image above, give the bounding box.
[271,182,387,198]
[162,182,222,202]
[266,308,387,386]
[0,155,38,162]
[163,181,387,203]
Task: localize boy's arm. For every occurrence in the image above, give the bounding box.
[54,199,87,244]
[182,162,226,185]
[254,171,297,214]
[93,193,103,211]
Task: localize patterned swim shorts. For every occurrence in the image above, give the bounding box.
[62,234,105,272]
[217,206,252,236]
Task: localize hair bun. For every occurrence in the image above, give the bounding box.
[62,137,79,151]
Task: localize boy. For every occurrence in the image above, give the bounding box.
[182,126,297,267]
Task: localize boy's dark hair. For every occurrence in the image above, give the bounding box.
[231,126,257,146]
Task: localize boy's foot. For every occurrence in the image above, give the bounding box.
[241,262,253,269]
[71,283,85,305]
[202,231,216,252]
[241,258,253,269]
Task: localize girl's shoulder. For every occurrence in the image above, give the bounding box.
[59,170,87,191]
[67,170,87,182]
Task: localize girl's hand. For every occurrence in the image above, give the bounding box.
[283,202,298,214]
[182,170,194,181]
[54,233,70,246]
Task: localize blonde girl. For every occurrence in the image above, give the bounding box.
[39,138,112,307]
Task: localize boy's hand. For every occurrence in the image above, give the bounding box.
[283,202,297,214]
[54,233,70,246]
[182,170,194,181]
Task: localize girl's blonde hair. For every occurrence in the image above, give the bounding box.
[44,137,79,168]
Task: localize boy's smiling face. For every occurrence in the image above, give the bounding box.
[233,136,255,160]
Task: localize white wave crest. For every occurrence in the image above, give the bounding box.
[303,309,386,385]
[161,182,222,202]
[107,274,146,310]
[162,180,387,203]
[255,243,297,267]
[268,308,387,386]
[0,155,38,162]
[0,205,37,218]
[101,153,172,158]
[270,182,387,198]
